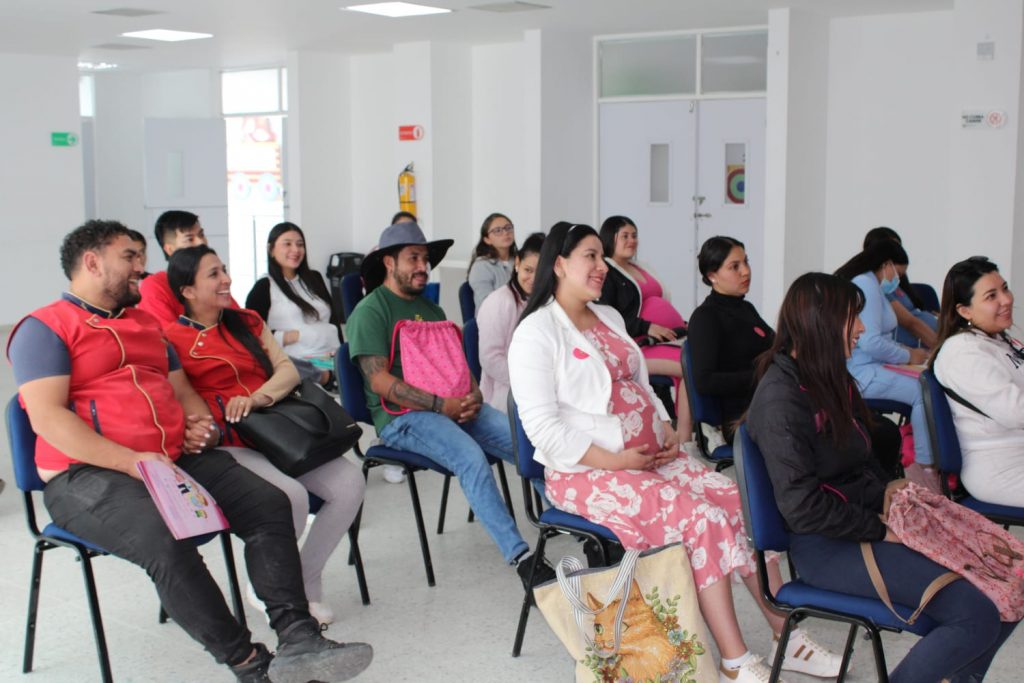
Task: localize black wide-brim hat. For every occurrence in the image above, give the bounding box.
[361,222,454,291]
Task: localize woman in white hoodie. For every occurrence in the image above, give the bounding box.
[508,222,842,683]
[932,256,1024,506]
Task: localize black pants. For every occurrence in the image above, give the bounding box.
[791,533,1018,683]
[44,450,310,666]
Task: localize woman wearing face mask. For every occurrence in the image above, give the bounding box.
[475,232,544,413]
[932,257,1024,506]
[835,241,934,475]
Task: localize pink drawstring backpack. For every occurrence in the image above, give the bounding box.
[383,320,472,415]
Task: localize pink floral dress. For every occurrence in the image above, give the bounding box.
[543,321,757,591]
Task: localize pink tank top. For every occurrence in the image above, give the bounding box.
[582,322,665,455]
[632,265,686,329]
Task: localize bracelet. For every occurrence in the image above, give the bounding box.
[209,421,223,446]
[431,395,442,413]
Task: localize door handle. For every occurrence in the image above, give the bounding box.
[694,212,712,219]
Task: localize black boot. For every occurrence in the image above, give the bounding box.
[231,643,273,682]
[269,618,373,683]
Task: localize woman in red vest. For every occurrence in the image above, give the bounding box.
[164,245,363,626]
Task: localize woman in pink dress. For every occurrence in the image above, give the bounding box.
[509,222,842,683]
[598,215,692,442]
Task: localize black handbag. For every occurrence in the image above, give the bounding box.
[234,379,362,477]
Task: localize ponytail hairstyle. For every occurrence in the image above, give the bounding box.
[929,257,1005,369]
[834,239,908,282]
[168,245,274,378]
[508,232,545,303]
[757,272,871,443]
[266,222,332,321]
[520,222,600,323]
[468,213,518,274]
[861,226,927,310]
[698,236,745,286]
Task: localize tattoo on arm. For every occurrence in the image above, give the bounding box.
[357,355,436,411]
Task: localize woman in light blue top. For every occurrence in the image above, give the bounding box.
[835,240,933,468]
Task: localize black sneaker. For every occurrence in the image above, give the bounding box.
[269,619,373,683]
[516,553,557,592]
[231,643,273,683]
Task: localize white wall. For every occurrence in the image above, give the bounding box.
[825,11,954,287]
[0,54,85,323]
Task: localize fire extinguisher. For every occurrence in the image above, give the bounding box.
[397,163,416,215]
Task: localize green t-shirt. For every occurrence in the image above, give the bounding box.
[346,285,446,432]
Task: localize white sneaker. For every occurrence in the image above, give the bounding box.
[246,583,269,623]
[703,423,727,452]
[382,464,406,484]
[308,601,335,625]
[769,630,845,678]
[719,655,785,683]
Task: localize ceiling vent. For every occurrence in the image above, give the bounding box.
[92,8,165,17]
[468,1,551,12]
[92,42,152,50]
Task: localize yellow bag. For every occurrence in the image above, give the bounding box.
[534,544,716,683]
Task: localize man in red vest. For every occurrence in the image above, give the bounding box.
[8,220,372,682]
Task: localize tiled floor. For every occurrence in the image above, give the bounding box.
[0,327,1019,682]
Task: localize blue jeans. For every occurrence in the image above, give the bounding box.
[379,404,528,563]
[791,533,1017,683]
[852,363,933,465]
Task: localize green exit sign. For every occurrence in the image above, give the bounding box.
[51,132,79,147]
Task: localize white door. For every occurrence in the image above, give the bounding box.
[599,101,698,311]
[694,98,766,311]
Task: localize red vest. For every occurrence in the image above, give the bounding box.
[164,310,268,447]
[13,299,186,472]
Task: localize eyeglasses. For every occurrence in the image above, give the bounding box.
[488,224,514,235]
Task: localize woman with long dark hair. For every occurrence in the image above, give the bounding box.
[467,212,517,309]
[509,223,842,683]
[863,227,938,348]
[932,257,1024,506]
[475,231,544,413]
[835,240,934,472]
[245,222,341,383]
[747,272,1016,683]
[166,245,364,626]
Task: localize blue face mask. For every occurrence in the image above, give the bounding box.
[879,264,900,295]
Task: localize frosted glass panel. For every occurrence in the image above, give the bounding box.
[701,31,768,93]
[600,36,696,97]
[650,144,669,203]
[222,69,281,114]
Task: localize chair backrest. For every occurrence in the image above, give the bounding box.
[340,272,365,319]
[911,282,940,312]
[507,397,545,482]
[335,343,374,426]
[680,339,723,426]
[734,424,791,552]
[6,395,45,492]
[424,282,440,305]
[462,318,482,382]
[918,369,964,475]
[458,281,476,323]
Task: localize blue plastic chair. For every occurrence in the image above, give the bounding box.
[458,281,476,323]
[679,340,733,470]
[911,283,940,312]
[734,424,938,682]
[424,282,440,305]
[6,396,245,683]
[462,318,482,382]
[507,397,621,657]
[335,343,513,586]
[340,272,365,319]
[918,370,1024,527]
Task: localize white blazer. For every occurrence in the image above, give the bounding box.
[508,298,670,472]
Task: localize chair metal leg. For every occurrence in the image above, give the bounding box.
[220,532,246,628]
[347,505,363,566]
[513,532,548,657]
[495,461,515,520]
[349,527,371,606]
[23,542,45,673]
[406,472,436,586]
[158,604,169,623]
[769,613,798,682]
[837,623,858,683]
[437,474,452,535]
[77,548,113,683]
[867,625,890,683]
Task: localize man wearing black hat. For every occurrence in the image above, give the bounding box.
[346,222,552,585]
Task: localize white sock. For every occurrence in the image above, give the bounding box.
[722,651,753,670]
[774,627,802,644]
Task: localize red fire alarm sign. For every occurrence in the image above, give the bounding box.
[399,125,425,141]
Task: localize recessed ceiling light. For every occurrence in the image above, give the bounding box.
[78,61,119,71]
[345,2,451,18]
[469,1,550,12]
[120,29,213,42]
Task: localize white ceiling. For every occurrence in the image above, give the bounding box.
[0,0,950,72]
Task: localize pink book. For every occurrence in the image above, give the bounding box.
[884,363,926,378]
[136,460,229,540]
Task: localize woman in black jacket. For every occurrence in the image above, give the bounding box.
[746,272,1016,683]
